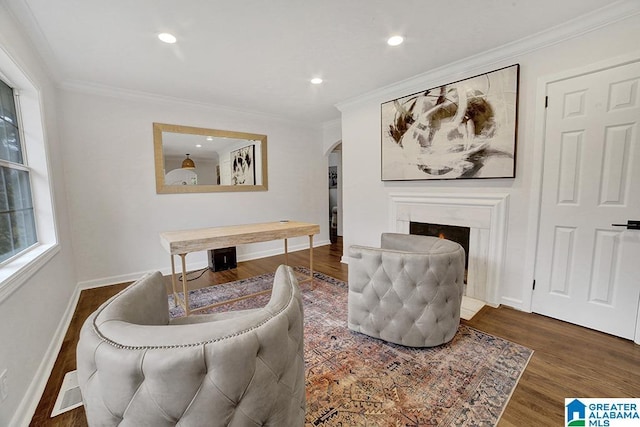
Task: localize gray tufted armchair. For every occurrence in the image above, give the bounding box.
[77,264,305,427]
[348,233,465,347]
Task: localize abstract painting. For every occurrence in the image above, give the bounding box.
[381,64,519,180]
[231,145,255,185]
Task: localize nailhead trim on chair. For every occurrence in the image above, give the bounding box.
[90,294,293,350]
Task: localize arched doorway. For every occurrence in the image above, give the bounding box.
[327,142,342,244]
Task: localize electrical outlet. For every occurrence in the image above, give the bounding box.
[0,369,8,401]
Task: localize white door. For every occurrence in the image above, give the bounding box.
[533,60,640,340]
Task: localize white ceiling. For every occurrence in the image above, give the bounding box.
[7,0,619,126]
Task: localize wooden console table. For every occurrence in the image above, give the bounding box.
[160,221,320,315]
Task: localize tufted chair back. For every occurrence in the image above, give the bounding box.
[77,265,305,427]
[348,233,465,347]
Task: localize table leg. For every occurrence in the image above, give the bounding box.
[309,234,314,288]
[284,238,289,265]
[180,254,189,316]
[170,255,177,298]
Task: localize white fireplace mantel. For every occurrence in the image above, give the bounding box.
[389,192,509,306]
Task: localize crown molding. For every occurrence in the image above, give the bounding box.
[336,0,640,113]
[58,79,323,130]
[4,0,64,84]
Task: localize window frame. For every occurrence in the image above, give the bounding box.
[0,82,39,265]
[0,46,60,303]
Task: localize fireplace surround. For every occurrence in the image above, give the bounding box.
[390,192,509,306]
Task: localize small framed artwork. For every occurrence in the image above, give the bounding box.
[381,64,519,180]
[231,145,255,185]
[328,166,337,188]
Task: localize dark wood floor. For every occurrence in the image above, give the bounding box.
[31,238,640,426]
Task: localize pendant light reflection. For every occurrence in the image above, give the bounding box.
[181,154,195,169]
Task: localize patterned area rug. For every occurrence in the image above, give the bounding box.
[169,268,533,426]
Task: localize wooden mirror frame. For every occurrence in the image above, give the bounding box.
[153,122,268,194]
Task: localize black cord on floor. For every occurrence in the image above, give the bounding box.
[178,267,209,282]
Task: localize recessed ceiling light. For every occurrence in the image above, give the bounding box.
[158,33,177,44]
[206,136,213,141]
[310,77,323,85]
[387,35,404,46]
[195,144,202,148]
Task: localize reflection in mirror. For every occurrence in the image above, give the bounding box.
[153,123,268,194]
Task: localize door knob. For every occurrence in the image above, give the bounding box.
[611,220,640,230]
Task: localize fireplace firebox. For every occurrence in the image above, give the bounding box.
[409,222,470,270]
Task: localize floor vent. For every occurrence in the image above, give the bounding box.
[51,370,83,417]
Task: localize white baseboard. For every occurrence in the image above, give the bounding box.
[500,296,525,311]
[10,284,82,427]
[78,270,160,290]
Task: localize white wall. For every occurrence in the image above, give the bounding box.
[58,89,329,286]
[338,10,640,310]
[0,4,77,425]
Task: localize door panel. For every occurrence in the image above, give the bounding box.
[533,60,640,340]
[600,125,632,205]
[549,226,575,295]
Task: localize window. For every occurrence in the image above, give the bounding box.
[0,79,37,263]
[0,43,59,301]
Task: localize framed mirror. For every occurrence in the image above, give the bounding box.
[153,122,268,194]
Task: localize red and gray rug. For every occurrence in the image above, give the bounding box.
[169,268,533,426]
